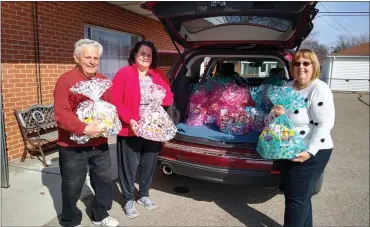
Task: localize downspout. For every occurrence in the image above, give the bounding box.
[328,57,335,89]
[32,2,42,104]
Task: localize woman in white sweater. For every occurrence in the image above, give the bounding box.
[273,49,335,227]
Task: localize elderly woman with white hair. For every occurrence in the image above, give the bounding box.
[54,39,119,227]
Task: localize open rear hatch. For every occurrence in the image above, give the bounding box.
[141,1,318,50]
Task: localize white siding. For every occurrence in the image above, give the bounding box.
[325,57,369,92]
[329,79,369,92]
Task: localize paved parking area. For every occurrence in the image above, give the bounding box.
[45,92,369,227]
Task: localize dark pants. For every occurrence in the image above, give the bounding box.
[116,136,161,204]
[59,144,113,227]
[279,148,332,227]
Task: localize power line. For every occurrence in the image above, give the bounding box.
[316,15,370,19]
[319,2,354,38]
[317,16,344,34]
[318,11,370,14]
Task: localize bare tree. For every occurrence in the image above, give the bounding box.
[305,31,319,41]
[301,39,329,63]
[331,33,370,53]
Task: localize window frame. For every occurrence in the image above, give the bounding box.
[84,24,142,79]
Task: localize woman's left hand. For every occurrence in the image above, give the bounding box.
[272,105,286,117]
[291,151,311,163]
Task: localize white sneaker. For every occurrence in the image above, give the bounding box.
[92,216,119,227]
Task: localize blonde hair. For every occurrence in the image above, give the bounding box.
[290,49,321,82]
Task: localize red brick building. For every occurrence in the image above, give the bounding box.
[1,1,179,161]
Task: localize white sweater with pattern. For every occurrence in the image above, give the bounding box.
[284,79,335,156]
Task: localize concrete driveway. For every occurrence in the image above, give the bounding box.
[44,92,369,227]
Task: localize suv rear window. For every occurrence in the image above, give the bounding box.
[206,58,285,79]
[182,16,291,33]
[239,60,280,78]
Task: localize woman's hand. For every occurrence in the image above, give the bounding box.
[291,151,311,163]
[129,119,139,136]
[273,105,285,117]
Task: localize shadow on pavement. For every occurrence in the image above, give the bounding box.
[104,142,282,226]
[41,156,94,226]
[149,170,282,227]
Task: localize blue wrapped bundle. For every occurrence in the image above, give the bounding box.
[256,114,307,159]
[249,84,273,113]
[256,86,308,159]
[245,106,267,132]
[210,76,234,86]
[267,86,306,111]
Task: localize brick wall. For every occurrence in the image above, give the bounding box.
[158,53,180,76]
[1,1,179,161]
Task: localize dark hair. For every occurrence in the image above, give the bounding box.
[128,40,158,69]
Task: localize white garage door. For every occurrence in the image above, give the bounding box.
[329,57,369,92]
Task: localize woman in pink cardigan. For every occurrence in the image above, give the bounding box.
[112,40,173,219]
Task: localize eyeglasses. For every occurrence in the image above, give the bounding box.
[294,61,311,67]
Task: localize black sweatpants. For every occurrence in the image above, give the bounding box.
[279,148,332,227]
[116,136,161,204]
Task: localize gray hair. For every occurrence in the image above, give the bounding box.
[74,39,103,57]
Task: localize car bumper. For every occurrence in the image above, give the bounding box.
[157,157,282,186]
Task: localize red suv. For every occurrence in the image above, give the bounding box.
[141,1,323,193]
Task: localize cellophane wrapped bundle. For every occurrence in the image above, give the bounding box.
[207,83,254,107]
[208,76,235,88]
[134,84,177,142]
[245,106,267,132]
[186,87,208,126]
[249,84,273,113]
[219,83,255,107]
[256,114,307,159]
[204,84,224,124]
[70,78,122,144]
[216,105,252,135]
[185,103,207,126]
[205,83,254,124]
[256,87,308,159]
[267,86,307,111]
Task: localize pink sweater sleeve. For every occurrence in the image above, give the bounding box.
[157,70,174,107]
[112,69,133,124]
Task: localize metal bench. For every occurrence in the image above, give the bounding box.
[13,104,58,167]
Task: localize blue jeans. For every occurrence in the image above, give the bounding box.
[279,148,332,227]
[59,144,113,227]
